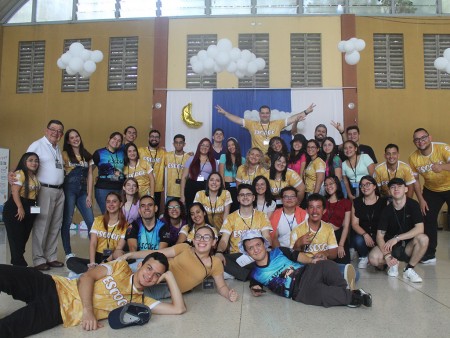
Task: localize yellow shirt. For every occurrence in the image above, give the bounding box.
[90,216,127,254]
[304,157,326,193]
[179,224,218,243]
[165,152,189,197]
[220,210,272,254]
[138,147,166,192]
[194,190,232,231]
[123,160,154,197]
[62,151,89,175]
[236,165,268,185]
[374,161,416,197]
[52,260,160,327]
[409,142,450,192]
[243,119,287,153]
[14,170,40,199]
[268,169,303,199]
[290,220,338,256]
[169,243,224,293]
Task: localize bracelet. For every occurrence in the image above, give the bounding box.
[383,253,391,259]
[362,232,367,237]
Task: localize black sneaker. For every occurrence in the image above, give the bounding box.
[348,289,372,308]
[357,288,372,307]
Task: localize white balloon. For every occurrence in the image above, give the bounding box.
[350,37,358,44]
[190,55,199,65]
[226,62,237,73]
[444,48,450,60]
[79,69,91,78]
[434,57,448,71]
[345,51,360,65]
[247,61,258,75]
[65,66,77,76]
[61,52,72,65]
[192,62,204,74]
[255,58,266,71]
[344,40,355,53]
[241,49,252,62]
[235,70,245,79]
[204,70,214,76]
[216,52,231,66]
[230,48,241,61]
[69,57,84,72]
[214,63,222,72]
[91,50,104,63]
[203,58,215,71]
[237,59,248,72]
[81,49,92,61]
[337,41,346,53]
[198,50,208,61]
[207,44,219,58]
[57,58,66,70]
[355,39,366,52]
[69,42,85,56]
[251,53,256,61]
[445,63,450,74]
[84,60,97,73]
[217,38,232,51]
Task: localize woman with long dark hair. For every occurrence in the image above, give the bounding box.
[323,175,352,264]
[267,136,289,160]
[123,142,155,198]
[176,202,217,244]
[180,138,216,208]
[252,175,276,219]
[219,137,244,212]
[61,129,94,259]
[161,198,187,246]
[288,133,307,177]
[3,152,40,266]
[303,139,326,200]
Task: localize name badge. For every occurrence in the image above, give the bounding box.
[229,182,236,188]
[263,140,269,146]
[175,178,181,184]
[103,249,113,257]
[351,182,359,189]
[202,278,215,290]
[55,162,63,169]
[197,175,205,182]
[30,206,40,214]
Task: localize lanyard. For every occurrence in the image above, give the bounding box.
[47,144,61,165]
[304,221,322,252]
[392,203,407,234]
[347,156,359,182]
[194,250,212,280]
[174,153,186,178]
[149,148,158,169]
[130,275,145,304]
[200,159,209,175]
[282,210,295,231]
[106,221,119,249]
[123,202,134,223]
[108,148,119,171]
[208,195,218,225]
[260,122,271,140]
[239,210,254,229]
[247,165,258,183]
[127,164,137,178]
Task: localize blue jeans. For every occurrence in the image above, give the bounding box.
[95,187,120,214]
[61,170,94,255]
[352,233,370,258]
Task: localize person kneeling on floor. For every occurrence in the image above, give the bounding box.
[240,230,372,308]
[0,252,185,337]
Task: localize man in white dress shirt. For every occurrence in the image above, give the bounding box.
[27,120,66,270]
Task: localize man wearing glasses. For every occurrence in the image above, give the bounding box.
[215,184,272,280]
[27,120,66,271]
[409,128,450,264]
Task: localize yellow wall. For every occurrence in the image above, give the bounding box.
[167,16,343,88]
[356,16,450,163]
[0,20,155,166]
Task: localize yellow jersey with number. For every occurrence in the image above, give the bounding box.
[138,147,166,192]
[409,142,450,192]
[243,119,287,153]
[374,161,416,197]
[165,152,189,197]
[123,160,154,197]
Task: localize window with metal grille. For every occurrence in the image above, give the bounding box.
[17,41,45,94]
[186,34,217,88]
[373,34,404,89]
[291,33,322,88]
[238,33,269,88]
[108,36,138,91]
[61,39,91,92]
[423,34,450,89]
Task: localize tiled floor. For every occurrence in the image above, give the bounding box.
[1,226,450,337]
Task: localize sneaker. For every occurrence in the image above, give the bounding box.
[358,257,369,269]
[349,248,357,261]
[347,289,372,308]
[79,221,88,231]
[69,223,77,230]
[420,256,436,264]
[403,268,423,283]
[387,264,399,277]
[65,253,75,263]
[344,264,356,290]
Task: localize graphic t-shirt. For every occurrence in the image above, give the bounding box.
[290,220,338,256]
[194,190,232,231]
[90,216,127,254]
[91,147,125,189]
[243,119,287,153]
[138,147,166,192]
[125,218,171,250]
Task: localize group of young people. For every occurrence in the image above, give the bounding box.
[1,103,449,335]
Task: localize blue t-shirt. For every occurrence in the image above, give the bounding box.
[92,147,125,189]
[126,218,170,251]
[249,247,303,298]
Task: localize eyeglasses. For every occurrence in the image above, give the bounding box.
[238,193,253,198]
[413,135,429,144]
[307,146,317,150]
[47,127,63,135]
[360,182,374,188]
[282,195,297,200]
[167,205,181,210]
[194,234,213,241]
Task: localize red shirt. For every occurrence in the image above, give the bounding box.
[323,199,351,229]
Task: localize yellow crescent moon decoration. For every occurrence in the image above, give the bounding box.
[181,102,203,128]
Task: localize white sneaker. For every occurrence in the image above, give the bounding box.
[223,272,235,280]
[79,221,88,231]
[358,257,369,269]
[403,268,423,283]
[69,223,77,230]
[387,264,399,277]
[344,264,356,290]
[420,257,436,264]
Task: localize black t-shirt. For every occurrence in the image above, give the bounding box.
[358,144,377,163]
[353,196,388,238]
[125,218,171,251]
[378,198,423,241]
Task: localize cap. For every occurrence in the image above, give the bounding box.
[108,302,151,329]
[238,229,270,254]
[387,177,406,188]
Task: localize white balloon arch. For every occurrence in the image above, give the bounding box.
[56,42,104,78]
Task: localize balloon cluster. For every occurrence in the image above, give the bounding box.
[190,38,266,79]
[337,38,366,65]
[56,42,104,78]
[433,48,450,74]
